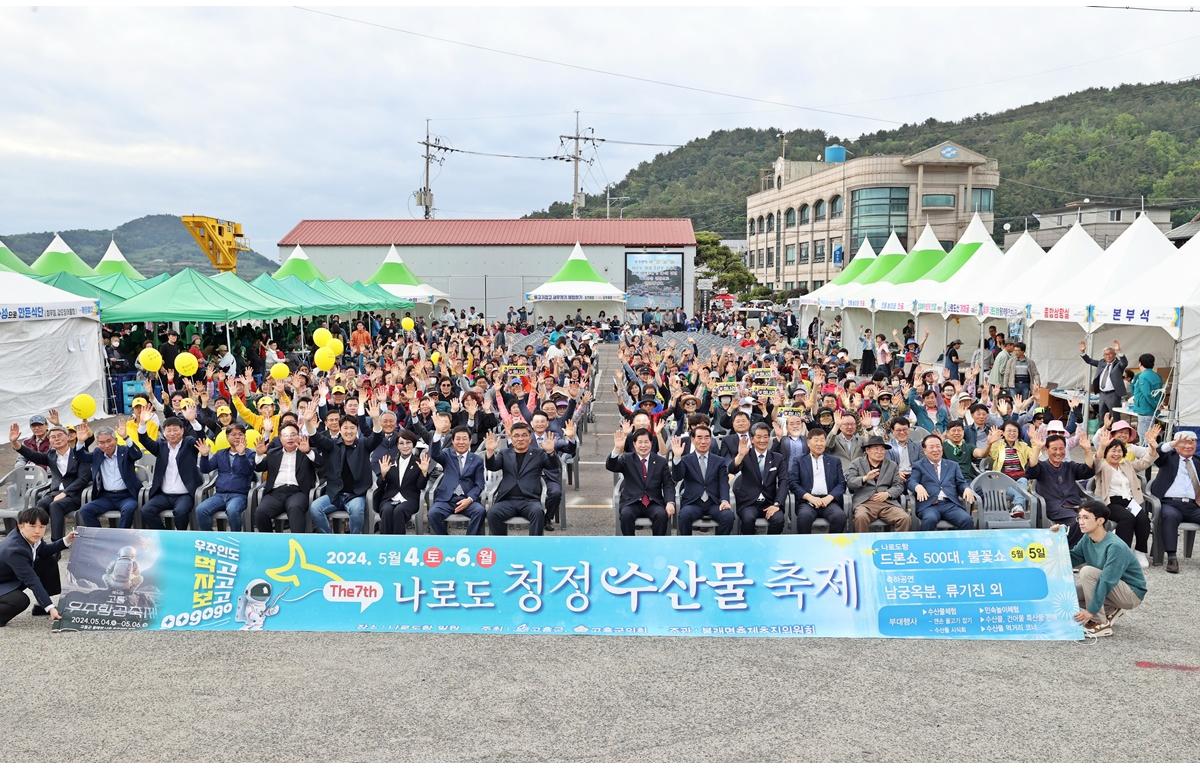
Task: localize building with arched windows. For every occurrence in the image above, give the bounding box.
[744,141,998,293]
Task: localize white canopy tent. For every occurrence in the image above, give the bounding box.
[526,242,626,322]
[0,272,105,440]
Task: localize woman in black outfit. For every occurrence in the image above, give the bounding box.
[372,429,431,534]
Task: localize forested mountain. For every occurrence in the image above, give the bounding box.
[1,214,279,277]
[527,78,1200,238]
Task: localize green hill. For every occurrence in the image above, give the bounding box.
[1,214,279,277]
[527,78,1200,238]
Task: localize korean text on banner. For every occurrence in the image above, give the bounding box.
[56,528,1083,640]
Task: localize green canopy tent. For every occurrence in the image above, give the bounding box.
[30,234,94,277]
[354,281,415,311]
[83,272,146,300]
[251,274,344,315]
[103,268,256,323]
[94,239,146,280]
[320,278,390,312]
[0,238,34,275]
[139,273,171,290]
[210,272,304,319]
[35,272,125,310]
[274,245,326,282]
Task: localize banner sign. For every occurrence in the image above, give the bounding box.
[0,300,98,323]
[749,367,775,380]
[56,528,1082,640]
[751,384,780,400]
[712,382,740,397]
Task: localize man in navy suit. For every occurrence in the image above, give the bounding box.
[789,427,847,533]
[75,422,143,529]
[484,423,559,536]
[607,427,676,536]
[670,424,732,535]
[731,422,788,534]
[138,412,204,530]
[428,423,486,535]
[1150,431,1200,573]
[10,420,88,541]
[908,434,976,530]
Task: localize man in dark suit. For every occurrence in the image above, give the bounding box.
[731,422,788,534]
[428,423,486,535]
[75,422,143,529]
[789,427,848,534]
[607,427,676,536]
[908,434,976,530]
[253,425,320,533]
[484,422,559,535]
[0,508,75,626]
[1080,339,1128,422]
[530,412,576,531]
[772,413,809,467]
[306,407,385,534]
[1150,430,1200,573]
[138,411,204,530]
[718,411,754,458]
[670,424,732,535]
[10,421,88,541]
[373,430,431,534]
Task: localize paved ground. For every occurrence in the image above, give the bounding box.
[5,346,1200,761]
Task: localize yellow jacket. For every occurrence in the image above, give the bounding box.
[989,439,1036,471]
[119,418,158,450]
[233,395,285,434]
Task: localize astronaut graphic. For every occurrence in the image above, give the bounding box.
[235,579,281,631]
[103,546,144,591]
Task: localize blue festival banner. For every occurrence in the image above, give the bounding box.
[56,528,1083,640]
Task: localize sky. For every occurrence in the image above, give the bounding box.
[2,4,1198,259]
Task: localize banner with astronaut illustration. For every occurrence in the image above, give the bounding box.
[54,527,1082,640]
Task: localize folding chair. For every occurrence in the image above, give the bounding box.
[969,471,1038,529]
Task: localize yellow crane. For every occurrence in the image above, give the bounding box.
[180,215,250,273]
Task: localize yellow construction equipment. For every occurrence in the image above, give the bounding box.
[180,215,250,273]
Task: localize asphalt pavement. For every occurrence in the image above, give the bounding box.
[5,346,1199,761]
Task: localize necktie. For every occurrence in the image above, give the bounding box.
[758,454,766,478]
[1185,458,1200,502]
[699,454,709,502]
[458,454,466,474]
[640,458,650,507]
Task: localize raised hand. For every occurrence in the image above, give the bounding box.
[542,434,556,454]
[115,421,127,439]
[76,421,91,443]
[9,423,20,444]
[417,452,431,475]
[48,408,61,426]
[378,453,393,476]
[613,429,625,452]
[671,435,684,460]
[297,434,311,454]
[563,419,576,440]
[254,435,268,455]
[485,431,498,455]
[197,439,210,456]
[1146,423,1162,443]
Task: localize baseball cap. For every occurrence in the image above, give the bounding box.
[216,405,232,416]
[131,397,148,408]
[332,386,347,394]
[29,415,47,426]
[256,396,275,408]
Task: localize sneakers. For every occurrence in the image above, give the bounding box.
[1135,550,1150,569]
[1010,506,1026,519]
[1166,556,1180,574]
[1084,620,1113,638]
[1105,608,1127,625]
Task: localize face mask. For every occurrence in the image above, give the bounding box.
[871,416,880,427]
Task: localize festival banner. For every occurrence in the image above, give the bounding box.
[56,528,1083,640]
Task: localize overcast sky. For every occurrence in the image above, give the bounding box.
[2,4,1196,258]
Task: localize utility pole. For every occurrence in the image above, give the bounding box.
[606,185,631,219]
[415,119,438,219]
[560,110,592,219]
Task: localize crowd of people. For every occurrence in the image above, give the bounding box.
[1,303,1183,639]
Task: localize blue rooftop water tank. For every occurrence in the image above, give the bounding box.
[824,144,847,163]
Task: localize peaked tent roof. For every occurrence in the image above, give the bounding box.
[1181,231,1200,258]
[923,213,989,284]
[102,268,256,322]
[82,272,146,300]
[273,245,326,282]
[311,279,383,311]
[366,244,422,286]
[1016,223,1104,307]
[528,243,624,301]
[879,224,946,284]
[1089,213,1178,296]
[209,272,304,319]
[0,238,33,274]
[94,239,146,280]
[830,238,876,285]
[849,232,907,285]
[354,281,415,308]
[30,234,94,277]
[35,272,125,310]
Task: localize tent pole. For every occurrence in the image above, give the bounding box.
[225,322,231,351]
[1168,315,1183,439]
[977,316,986,399]
[1081,329,1095,434]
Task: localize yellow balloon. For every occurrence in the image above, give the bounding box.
[401,317,415,331]
[70,393,96,420]
[211,432,228,453]
[313,328,332,348]
[327,338,344,356]
[270,363,290,380]
[174,351,199,377]
[245,428,262,448]
[137,347,163,373]
[430,351,441,364]
[314,346,336,372]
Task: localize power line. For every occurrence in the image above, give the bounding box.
[594,138,683,149]
[291,6,905,126]
[1086,4,1199,10]
[420,139,570,162]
